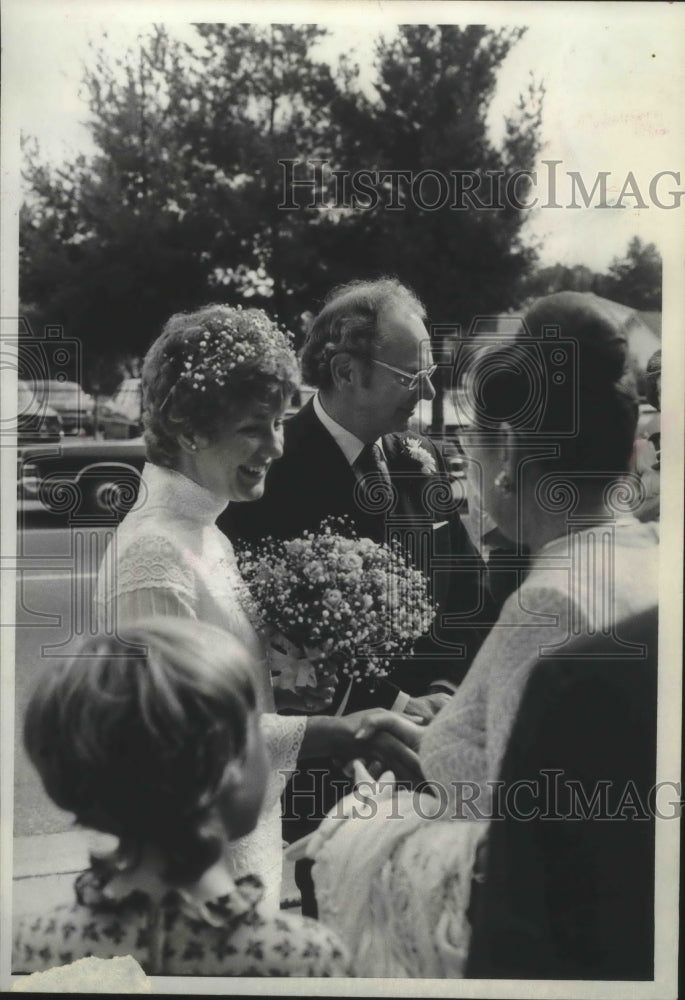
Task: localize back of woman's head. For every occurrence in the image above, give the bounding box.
[472,291,639,479]
[24,619,257,880]
[142,304,299,467]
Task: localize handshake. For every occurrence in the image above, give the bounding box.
[334,697,450,783]
[270,629,453,781]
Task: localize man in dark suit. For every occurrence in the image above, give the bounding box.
[220,277,495,910]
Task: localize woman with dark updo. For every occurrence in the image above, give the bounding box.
[420,291,659,786]
[304,292,659,977]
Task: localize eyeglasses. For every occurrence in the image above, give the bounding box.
[370,358,438,391]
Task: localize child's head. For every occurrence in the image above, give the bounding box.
[24,618,269,883]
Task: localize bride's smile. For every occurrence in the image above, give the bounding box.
[181,397,289,503]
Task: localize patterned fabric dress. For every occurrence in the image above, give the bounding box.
[94,462,307,911]
[13,869,350,977]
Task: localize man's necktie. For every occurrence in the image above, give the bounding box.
[354,442,391,486]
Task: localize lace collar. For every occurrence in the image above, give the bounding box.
[139,462,228,526]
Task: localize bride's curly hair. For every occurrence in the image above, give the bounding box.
[24,619,259,885]
[143,304,299,468]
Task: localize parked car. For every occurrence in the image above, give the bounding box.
[99,379,314,436]
[286,383,317,417]
[99,378,143,439]
[32,380,96,435]
[14,384,347,523]
[17,381,63,444]
[18,437,146,521]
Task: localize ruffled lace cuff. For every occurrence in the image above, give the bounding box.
[260,713,307,796]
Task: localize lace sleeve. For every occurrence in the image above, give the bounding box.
[420,583,575,793]
[96,533,197,624]
[484,584,573,781]
[114,586,197,624]
[259,713,307,796]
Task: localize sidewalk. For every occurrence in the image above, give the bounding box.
[14,830,301,919]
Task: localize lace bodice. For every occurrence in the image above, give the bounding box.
[94,463,307,910]
[421,519,660,805]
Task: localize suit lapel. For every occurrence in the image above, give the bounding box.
[290,401,354,485]
[290,401,370,529]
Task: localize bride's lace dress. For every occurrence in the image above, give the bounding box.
[94,462,307,911]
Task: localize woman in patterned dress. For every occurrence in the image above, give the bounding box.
[14,619,351,977]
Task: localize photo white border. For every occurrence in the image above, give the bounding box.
[2,1,682,995]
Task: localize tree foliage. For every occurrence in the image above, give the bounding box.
[518,238,662,312]
[344,25,544,327]
[20,22,545,390]
[598,237,662,311]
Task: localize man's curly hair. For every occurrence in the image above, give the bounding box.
[301,278,426,390]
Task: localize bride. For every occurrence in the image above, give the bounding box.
[95,303,419,911]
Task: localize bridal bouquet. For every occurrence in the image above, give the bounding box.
[237,517,436,689]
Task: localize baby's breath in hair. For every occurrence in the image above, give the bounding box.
[142,304,299,468]
[161,306,295,410]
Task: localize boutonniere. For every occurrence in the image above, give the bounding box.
[403,437,437,475]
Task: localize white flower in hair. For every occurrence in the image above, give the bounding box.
[187,309,292,385]
[403,437,436,475]
[160,307,295,411]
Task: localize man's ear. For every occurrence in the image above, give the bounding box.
[329,351,355,390]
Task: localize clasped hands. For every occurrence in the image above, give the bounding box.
[336,708,430,783]
[344,692,451,781]
[269,626,452,780]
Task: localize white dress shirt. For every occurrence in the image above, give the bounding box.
[312,393,411,712]
[313,392,386,471]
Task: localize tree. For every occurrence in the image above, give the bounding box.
[516,238,663,312]
[20,29,214,373]
[20,24,349,381]
[327,26,544,327]
[596,237,662,311]
[20,23,544,395]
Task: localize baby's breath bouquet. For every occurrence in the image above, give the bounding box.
[237,517,436,691]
